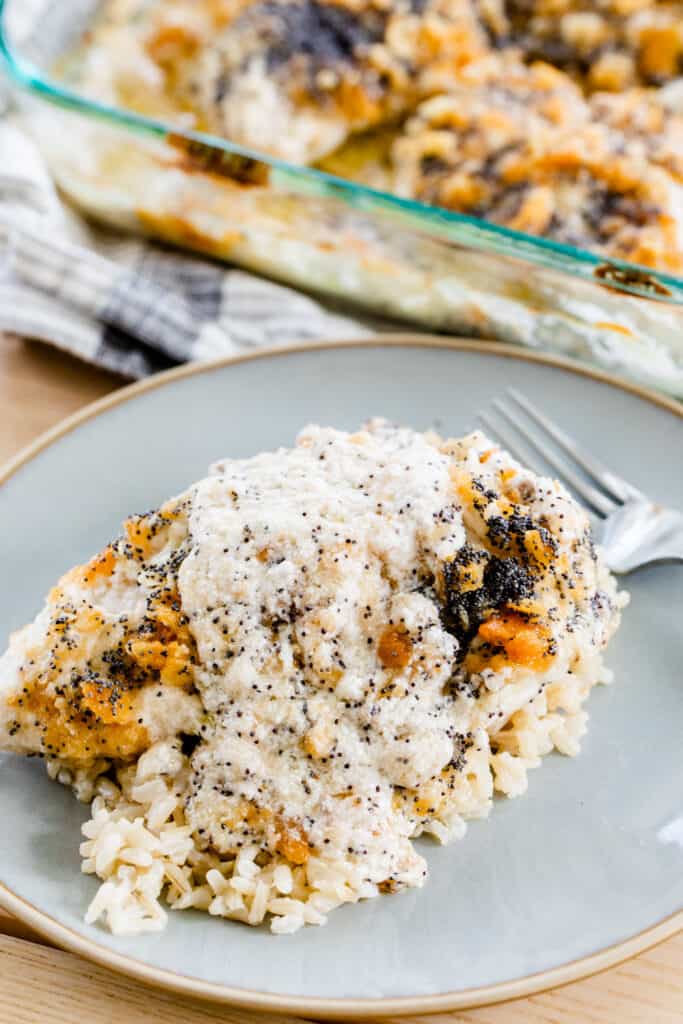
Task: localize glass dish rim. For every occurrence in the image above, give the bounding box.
[2,0,683,307]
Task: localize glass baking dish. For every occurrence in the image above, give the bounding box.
[2,0,683,395]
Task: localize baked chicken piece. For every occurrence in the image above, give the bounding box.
[182,0,490,162]
[0,495,202,780]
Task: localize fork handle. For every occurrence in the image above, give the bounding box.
[614,525,683,573]
[603,504,683,574]
[648,528,683,566]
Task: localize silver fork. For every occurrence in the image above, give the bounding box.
[479,389,683,574]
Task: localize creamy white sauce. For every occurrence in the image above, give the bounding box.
[179,422,467,884]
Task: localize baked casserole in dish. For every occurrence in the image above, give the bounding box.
[2,0,683,392]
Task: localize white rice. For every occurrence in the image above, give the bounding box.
[73,645,621,936]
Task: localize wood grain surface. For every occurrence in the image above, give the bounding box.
[0,332,681,1024]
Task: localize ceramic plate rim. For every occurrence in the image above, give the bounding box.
[1,335,681,1018]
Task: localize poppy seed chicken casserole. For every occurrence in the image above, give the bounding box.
[71,0,683,273]
[0,422,626,935]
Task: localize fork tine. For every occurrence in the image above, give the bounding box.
[478,412,543,472]
[491,399,616,517]
[507,389,642,504]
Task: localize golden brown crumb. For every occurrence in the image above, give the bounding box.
[391,55,683,271]
[476,0,683,90]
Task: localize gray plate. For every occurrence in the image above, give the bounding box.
[0,339,681,1016]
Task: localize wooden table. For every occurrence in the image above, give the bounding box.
[1,333,681,1024]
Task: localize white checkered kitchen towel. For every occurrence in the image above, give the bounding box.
[0,2,383,378]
